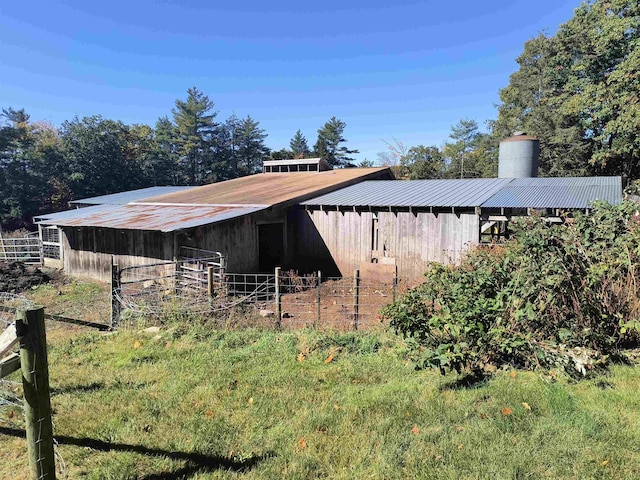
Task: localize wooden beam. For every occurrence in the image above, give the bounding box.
[0,353,20,379]
[0,323,18,359]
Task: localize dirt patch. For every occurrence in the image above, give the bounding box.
[0,261,50,293]
[278,278,397,331]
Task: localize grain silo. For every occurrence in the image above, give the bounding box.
[498,132,540,178]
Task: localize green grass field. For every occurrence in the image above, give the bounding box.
[1,321,640,479]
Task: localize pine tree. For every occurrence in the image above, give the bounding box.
[313,117,359,168]
[172,87,218,184]
[289,129,310,158]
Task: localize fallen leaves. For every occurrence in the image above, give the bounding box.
[522,402,531,411]
[297,352,305,362]
[133,340,142,349]
[501,407,513,416]
[297,437,307,449]
[411,425,420,435]
[324,353,334,364]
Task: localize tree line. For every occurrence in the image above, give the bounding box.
[2,0,637,229]
[381,0,639,184]
[0,87,358,229]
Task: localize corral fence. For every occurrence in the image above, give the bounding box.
[0,233,41,264]
[112,251,405,331]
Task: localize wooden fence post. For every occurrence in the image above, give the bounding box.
[316,270,322,328]
[110,263,121,330]
[274,267,281,328]
[353,269,360,330]
[17,307,56,480]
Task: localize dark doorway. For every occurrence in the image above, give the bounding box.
[258,223,284,272]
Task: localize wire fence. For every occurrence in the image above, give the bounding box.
[114,260,404,331]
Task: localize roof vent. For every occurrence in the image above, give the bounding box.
[263,158,331,173]
[498,133,540,178]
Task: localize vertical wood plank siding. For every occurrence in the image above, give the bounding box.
[296,208,479,280]
[60,209,284,281]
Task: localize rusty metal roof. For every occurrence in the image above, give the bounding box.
[140,168,392,207]
[35,168,392,232]
[36,204,267,232]
[69,186,197,206]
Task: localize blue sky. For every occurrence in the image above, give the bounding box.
[1,0,579,163]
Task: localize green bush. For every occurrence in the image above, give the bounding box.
[382,201,640,375]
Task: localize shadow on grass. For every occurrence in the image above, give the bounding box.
[0,427,273,479]
[439,371,490,391]
[50,379,156,396]
[50,381,106,395]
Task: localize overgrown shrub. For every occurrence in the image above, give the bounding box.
[382,201,640,376]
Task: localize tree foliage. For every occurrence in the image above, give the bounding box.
[495,0,640,182]
[289,130,311,159]
[314,117,359,168]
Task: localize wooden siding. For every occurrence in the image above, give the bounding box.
[60,208,290,281]
[297,208,479,280]
[62,227,171,282]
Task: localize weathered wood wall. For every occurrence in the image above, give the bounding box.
[60,208,291,281]
[62,227,172,282]
[296,208,479,280]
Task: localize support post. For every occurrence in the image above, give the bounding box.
[110,262,121,330]
[17,307,56,480]
[274,267,281,328]
[220,256,226,279]
[207,266,214,298]
[316,271,322,328]
[353,269,360,330]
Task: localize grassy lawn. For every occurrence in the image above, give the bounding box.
[1,321,639,479]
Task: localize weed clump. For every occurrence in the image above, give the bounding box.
[382,201,640,376]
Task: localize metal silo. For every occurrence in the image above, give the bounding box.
[498,132,540,178]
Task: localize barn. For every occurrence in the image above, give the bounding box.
[34,162,393,281]
[35,135,623,283]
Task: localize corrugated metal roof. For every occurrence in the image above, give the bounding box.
[481,177,622,208]
[301,178,512,207]
[301,176,622,209]
[141,168,392,207]
[69,186,197,206]
[36,204,267,232]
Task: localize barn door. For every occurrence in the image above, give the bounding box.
[258,223,284,272]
